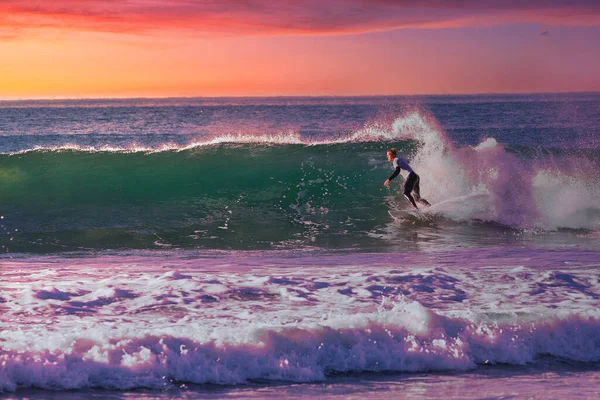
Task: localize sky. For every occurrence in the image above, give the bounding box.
[1,0,600,99]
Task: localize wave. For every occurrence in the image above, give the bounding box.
[1,112,599,252]
[1,300,599,391]
[0,111,432,154]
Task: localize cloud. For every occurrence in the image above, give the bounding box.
[1,0,599,38]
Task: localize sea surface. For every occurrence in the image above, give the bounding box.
[1,94,599,398]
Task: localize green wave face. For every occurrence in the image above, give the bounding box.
[0,143,416,252]
[2,141,599,253]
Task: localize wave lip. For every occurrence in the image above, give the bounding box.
[1,302,599,392]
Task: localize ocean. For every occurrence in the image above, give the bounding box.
[1,94,599,399]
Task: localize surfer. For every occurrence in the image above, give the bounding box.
[383,148,431,210]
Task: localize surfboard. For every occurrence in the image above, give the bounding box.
[388,209,421,220]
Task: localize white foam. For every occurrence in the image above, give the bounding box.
[1,250,599,391]
[1,301,598,391]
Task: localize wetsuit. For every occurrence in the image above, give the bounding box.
[388,157,430,209]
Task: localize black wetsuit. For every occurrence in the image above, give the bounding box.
[388,157,430,209]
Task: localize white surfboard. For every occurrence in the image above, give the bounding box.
[388,209,422,220]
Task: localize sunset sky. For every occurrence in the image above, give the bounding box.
[1,0,600,99]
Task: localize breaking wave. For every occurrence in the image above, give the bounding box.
[1,112,599,252]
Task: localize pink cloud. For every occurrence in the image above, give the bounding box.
[1,0,599,38]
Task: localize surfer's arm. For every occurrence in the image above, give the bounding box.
[388,167,401,181]
[384,167,401,187]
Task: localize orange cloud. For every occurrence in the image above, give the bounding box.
[1,0,599,39]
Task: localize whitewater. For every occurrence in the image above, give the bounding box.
[1,94,599,398]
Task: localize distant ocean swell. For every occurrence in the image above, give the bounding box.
[1,112,599,252]
[1,302,599,391]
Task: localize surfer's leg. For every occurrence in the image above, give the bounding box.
[404,173,419,209]
[404,193,418,209]
[412,176,422,200]
[412,175,431,207]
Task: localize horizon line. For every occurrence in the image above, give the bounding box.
[2,90,599,102]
